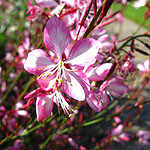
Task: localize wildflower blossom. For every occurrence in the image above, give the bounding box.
[137,59,150,74]
[26,1,42,21]
[87,75,129,112]
[24,16,99,101]
[24,16,99,121]
[86,63,113,111]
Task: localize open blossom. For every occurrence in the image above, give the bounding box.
[103,76,129,98]
[86,63,113,112]
[137,59,150,83]
[24,16,99,101]
[87,89,110,112]
[87,75,129,112]
[137,59,150,74]
[24,16,99,121]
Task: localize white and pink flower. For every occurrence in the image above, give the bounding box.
[24,16,99,121]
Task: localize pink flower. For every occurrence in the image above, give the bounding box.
[87,76,129,112]
[60,0,102,26]
[111,124,130,143]
[137,130,150,146]
[137,59,150,74]
[24,16,100,121]
[86,63,112,112]
[26,1,42,21]
[24,16,99,101]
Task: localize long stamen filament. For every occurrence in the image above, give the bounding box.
[56,91,73,115]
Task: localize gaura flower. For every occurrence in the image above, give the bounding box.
[137,59,150,74]
[24,16,99,101]
[137,59,150,83]
[86,63,112,112]
[26,1,42,21]
[86,76,129,112]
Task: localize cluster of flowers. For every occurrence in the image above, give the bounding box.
[0,0,150,149]
[22,0,150,122]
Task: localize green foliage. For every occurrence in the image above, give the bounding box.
[112,3,150,29]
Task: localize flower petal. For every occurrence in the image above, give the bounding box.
[87,91,101,112]
[137,64,145,72]
[87,63,112,81]
[37,71,57,91]
[107,77,129,97]
[87,90,109,112]
[144,59,150,71]
[66,38,99,67]
[24,49,56,75]
[100,91,109,110]
[44,16,71,59]
[36,94,54,121]
[62,71,89,101]
[36,0,58,8]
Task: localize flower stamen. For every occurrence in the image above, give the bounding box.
[55,91,73,115]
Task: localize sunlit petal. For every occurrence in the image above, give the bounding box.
[62,71,89,101]
[66,38,99,67]
[44,16,71,59]
[36,94,54,121]
[24,49,56,75]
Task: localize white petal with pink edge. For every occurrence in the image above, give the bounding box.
[36,94,54,121]
[62,71,89,101]
[24,49,56,76]
[44,16,71,59]
[66,38,99,67]
[87,63,112,81]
